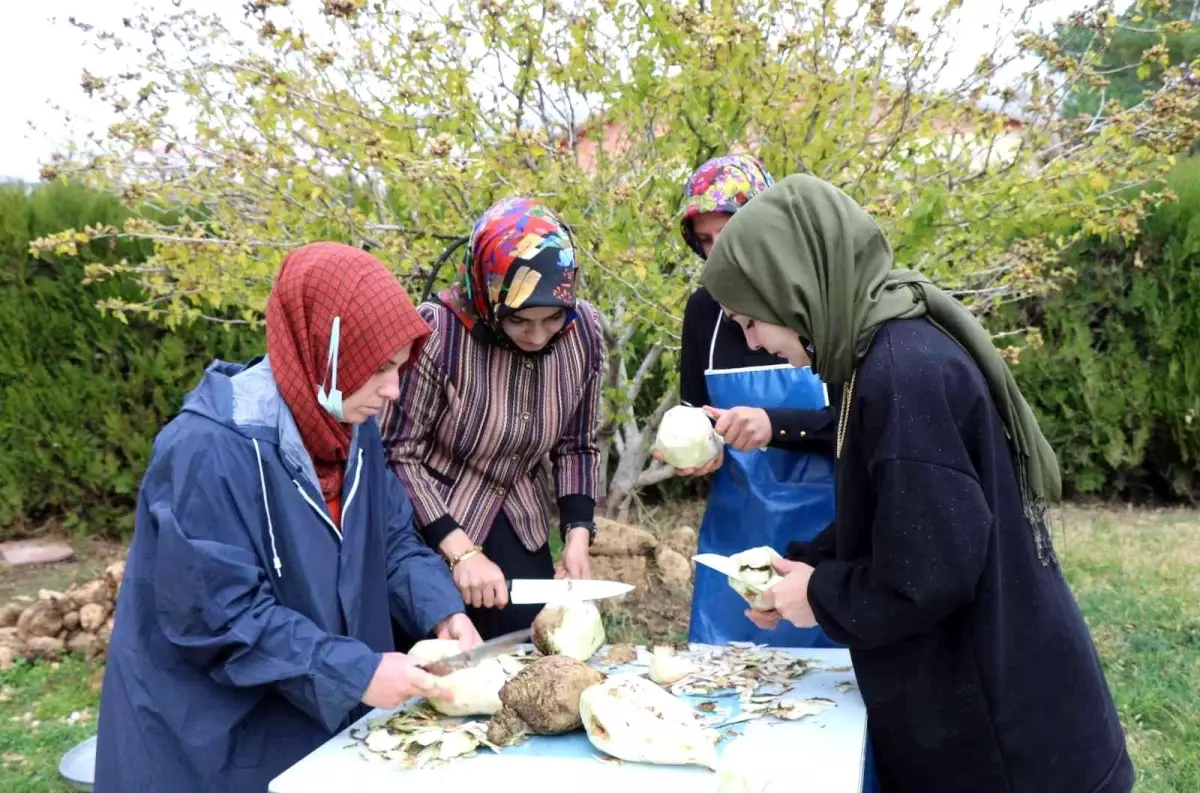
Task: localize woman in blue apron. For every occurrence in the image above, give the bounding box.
[670,155,879,791]
[672,154,839,648]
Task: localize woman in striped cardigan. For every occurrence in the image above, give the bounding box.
[380,197,607,642]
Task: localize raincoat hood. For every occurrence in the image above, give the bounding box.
[178,356,323,496]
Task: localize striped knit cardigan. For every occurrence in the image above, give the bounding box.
[380,299,607,551]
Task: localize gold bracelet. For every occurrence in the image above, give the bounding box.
[448,546,483,571]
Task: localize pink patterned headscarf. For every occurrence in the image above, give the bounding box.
[680,154,775,258]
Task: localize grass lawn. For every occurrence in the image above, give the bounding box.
[0,656,102,793]
[1053,505,1200,792]
[1,502,1198,791]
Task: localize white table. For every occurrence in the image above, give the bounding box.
[269,645,867,793]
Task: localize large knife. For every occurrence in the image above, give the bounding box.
[417,628,534,676]
[506,577,633,604]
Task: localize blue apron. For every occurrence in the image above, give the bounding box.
[688,315,838,648]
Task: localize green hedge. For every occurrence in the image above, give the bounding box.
[0,183,259,538]
[1010,158,1200,501]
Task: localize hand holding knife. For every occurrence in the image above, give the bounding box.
[415,578,633,677]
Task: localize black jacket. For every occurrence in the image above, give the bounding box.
[680,287,836,453]
[790,318,1132,793]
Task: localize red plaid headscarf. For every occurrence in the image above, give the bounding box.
[265,242,430,500]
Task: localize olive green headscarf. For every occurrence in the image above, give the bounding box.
[701,174,1061,564]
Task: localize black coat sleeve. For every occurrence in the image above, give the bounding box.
[763,376,840,453]
[786,522,838,565]
[679,288,716,409]
[763,407,836,451]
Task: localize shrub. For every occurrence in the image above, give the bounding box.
[1011,159,1200,501]
[0,183,258,537]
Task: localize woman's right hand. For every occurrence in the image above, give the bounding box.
[361,652,454,710]
[453,552,509,609]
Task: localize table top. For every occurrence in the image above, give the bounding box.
[269,644,867,793]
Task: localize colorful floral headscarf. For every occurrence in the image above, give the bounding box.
[680,154,775,258]
[438,196,578,353]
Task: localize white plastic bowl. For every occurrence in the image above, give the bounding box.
[58,735,96,791]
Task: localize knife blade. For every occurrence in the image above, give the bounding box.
[507,578,634,605]
[692,553,774,592]
[692,552,743,579]
[416,628,532,676]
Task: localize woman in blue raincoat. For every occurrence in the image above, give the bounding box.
[94,242,482,793]
[664,154,839,649]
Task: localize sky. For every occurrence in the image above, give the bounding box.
[1,0,1100,183]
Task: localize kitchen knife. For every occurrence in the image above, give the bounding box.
[507,578,634,605]
[416,628,533,676]
[692,552,743,579]
[692,553,773,592]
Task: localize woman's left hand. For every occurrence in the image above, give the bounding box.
[434,612,484,650]
[556,528,592,580]
[757,558,818,628]
[744,608,784,630]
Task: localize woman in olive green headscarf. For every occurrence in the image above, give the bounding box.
[701,174,1133,793]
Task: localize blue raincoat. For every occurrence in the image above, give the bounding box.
[94,357,466,793]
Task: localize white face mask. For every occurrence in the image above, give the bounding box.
[315,316,345,421]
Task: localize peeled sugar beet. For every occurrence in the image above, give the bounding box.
[406,638,466,668]
[652,405,723,470]
[532,599,605,661]
[726,546,784,611]
[580,674,719,769]
[406,639,522,717]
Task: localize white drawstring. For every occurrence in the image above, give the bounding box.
[343,448,364,518]
[293,480,343,542]
[253,438,283,577]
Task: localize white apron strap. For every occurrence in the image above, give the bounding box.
[707,309,723,372]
